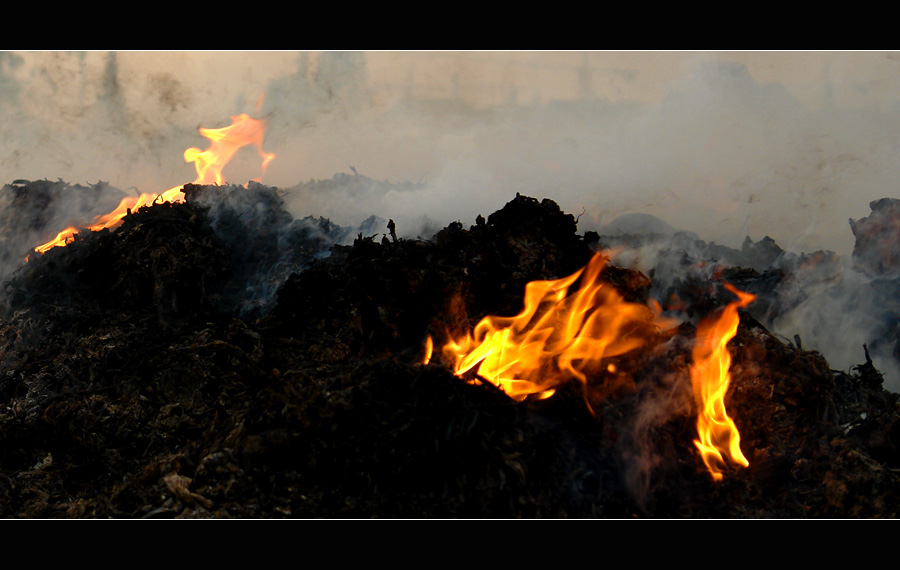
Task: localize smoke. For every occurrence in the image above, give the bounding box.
[619,362,695,510]
[4,51,897,251]
[772,258,900,390]
[254,53,900,260]
[4,51,900,390]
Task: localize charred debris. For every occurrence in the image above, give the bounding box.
[0,179,897,518]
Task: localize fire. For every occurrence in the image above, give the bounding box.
[442,252,665,404]
[690,283,755,481]
[439,252,755,482]
[33,226,80,255]
[422,335,433,365]
[182,113,275,187]
[34,113,274,254]
[84,185,186,235]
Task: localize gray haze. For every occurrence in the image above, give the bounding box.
[4,51,899,254]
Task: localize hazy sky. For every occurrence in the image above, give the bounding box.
[5,50,900,255]
[106,50,900,110]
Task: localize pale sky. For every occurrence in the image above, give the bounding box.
[6,49,900,255]
[350,51,898,109]
[15,50,896,117]
[99,50,900,111]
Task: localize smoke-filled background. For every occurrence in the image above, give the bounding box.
[2,50,900,389]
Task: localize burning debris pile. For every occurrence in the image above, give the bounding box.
[0,179,125,283]
[0,183,898,518]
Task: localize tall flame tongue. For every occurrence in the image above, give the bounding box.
[34,113,274,253]
[442,252,663,406]
[182,112,275,187]
[691,283,755,481]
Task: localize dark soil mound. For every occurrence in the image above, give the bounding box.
[0,184,897,518]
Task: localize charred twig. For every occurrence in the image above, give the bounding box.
[387,219,397,243]
[473,373,510,397]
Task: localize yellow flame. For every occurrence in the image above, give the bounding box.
[34,113,274,254]
[422,335,434,365]
[33,226,80,255]
[442,252,665,404]
[691,283,755,481]
[183,113,275,187]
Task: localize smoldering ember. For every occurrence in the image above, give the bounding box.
[0,175,898,518]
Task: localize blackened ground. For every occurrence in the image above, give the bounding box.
[0,186,897,518]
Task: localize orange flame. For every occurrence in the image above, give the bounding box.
[691,283,755,481]
[34,113,274,254]
[442,253,665,404]
[422,335,434,365]
[33,226,80,255]
[182,113,275,187]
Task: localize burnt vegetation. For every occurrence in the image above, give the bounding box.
[0,180,897,518]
